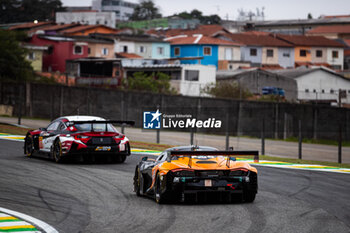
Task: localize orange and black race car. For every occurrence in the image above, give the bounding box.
[133,146,258,203]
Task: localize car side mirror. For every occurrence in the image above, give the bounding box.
[141,156,148,161]
[39,128,47,131]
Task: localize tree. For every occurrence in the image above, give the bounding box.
[174,10,221,25]
[130,0,162,21]
[0,0,64,24]
[202,81,252,99]
[0,30,34,82]
[307,13,313,19]
[123,72,176,94]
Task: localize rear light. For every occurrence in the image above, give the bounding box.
[229,169,248,176]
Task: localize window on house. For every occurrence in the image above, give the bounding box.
[123,46,128,53]
[250,48,257,56]
[322,89,325,93]
[48,46,53,54]
[157,47,164,55]
[185,70,199,81]
[332,51,339,58]
[74,45,83,55]
[96,20,100,24]
[104,21,108,25]
[203,46,212,56]
[88,47,91,54]
[305,89,309,93]
[266,49,274,57]
[174,47,180,56]
[316,50,323,57]
[330,89,334,94]
[283,52,290,57]
[102,48,109,56]
[27,52,35,60]
[300,50,307,57]
[139,46,145,53]
[229,65,233,70]
[313,89,316,93]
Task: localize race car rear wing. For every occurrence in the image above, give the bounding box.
[166,150,259,167]
[67,120,135,126]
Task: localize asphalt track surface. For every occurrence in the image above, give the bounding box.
[0,140,349,233]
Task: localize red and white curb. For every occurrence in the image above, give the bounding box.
[0,207,58,233]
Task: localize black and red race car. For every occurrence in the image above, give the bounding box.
[24,115,134,163]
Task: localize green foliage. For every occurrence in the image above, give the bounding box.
[123,72,176,94]
[257,94,286,102]
[202,81,252,99]
[0,30,34,82]
[307,13,313,19]
[130,0,162,21]
[0,0,64,23]
[174,10,221,25]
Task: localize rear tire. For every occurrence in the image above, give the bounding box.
[244,190,256,203]
[24,135,34,157]
[134,167,142,196]
[154,173,166,204]
[53,140,63,163]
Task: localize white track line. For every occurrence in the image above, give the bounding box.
[0,207,58,233]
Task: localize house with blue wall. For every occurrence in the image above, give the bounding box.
[167,35,242,69]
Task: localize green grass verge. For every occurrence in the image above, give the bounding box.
[0,123,32,135]
[259,155,350,168]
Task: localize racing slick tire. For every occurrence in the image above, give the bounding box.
[53,139,63,163]
[24,134,34,157]
[154,173,167,204]
[243,190,256,203]
[134,167,142,196]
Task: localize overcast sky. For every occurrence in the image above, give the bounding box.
[61,0,350,20]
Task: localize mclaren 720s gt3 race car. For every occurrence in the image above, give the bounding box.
[133,146,259,204]
[24,115,134,163]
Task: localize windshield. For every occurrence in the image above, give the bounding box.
[72,123,118,132]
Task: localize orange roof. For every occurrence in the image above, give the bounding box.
[60,24,118,35]
[276,34,345,47]
[308,25,350,34]
[323,15,350,19]
[243,31,270,36]
[167,35,241,46]
[116,53,143,58]
[147,24,228,37]
[221,33,292,47]
[344,50,350,56]
[28,23,81,35]
[10,21,53,30]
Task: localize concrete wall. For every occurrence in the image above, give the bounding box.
[88,43,115,58]
[296,70,350,103]
[261,47,278,65]
[278,47,294,68]
[26,49,44,71]
[241,46,262,65]
[134,42,152,59]
[56,12,116,28]
[1,82,349,141]
[327,47,344,70]
[218,46,241,61]
[311,47,327,64]
[152,42,170,59]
